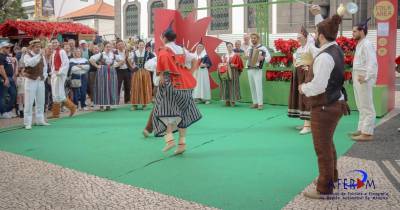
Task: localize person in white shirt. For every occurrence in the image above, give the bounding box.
[114,40,131,104]
[89,41,119,111]
[22,39,50,129]
[49,38,75,118]
[299,14,350,199]
[349,18,378,141]
[246,33,271,110]
[288,6,324,135]
[69,49,90,111]
[192,41,212,104]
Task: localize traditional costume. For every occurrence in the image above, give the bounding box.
[49,45,75,118]
[90,51,119,107]
[219,49,244,106]
[130,48,154,109]
[192,44,212,103]
[23,40,50,129]
[152,24,202,154]
[300,15,350,198]
[247,41,270,109]
[351,18,377,141]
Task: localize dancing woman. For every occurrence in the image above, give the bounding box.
[152,23,202,155]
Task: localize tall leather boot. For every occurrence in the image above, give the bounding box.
[63,98,77,117]
[48,103,61,119]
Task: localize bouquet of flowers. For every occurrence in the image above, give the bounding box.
[270,39,300,67]
[266,71,293,81]
[336,36,358,67]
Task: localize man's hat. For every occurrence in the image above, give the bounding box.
[316,14,342,41]
[29,39,41,46]
[0,40,13,48]
[357,17,371,31]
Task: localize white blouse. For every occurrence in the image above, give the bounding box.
[90,52,115,65]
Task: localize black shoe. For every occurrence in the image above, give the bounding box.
[19,111,24,118]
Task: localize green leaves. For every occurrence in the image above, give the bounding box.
[0,0,27,23]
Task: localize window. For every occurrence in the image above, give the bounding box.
[245,0,267,32]
[208,0,231,33]
[177,0,196,17]
[352,0,369,27]
[125,4,140,37]
[148,0,166,36]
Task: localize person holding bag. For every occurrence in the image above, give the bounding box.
[69,49,90,111]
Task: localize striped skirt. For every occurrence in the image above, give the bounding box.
[93,65,119,106]
[131,69,153,105]
[288,66,310,120]
[152,77,202,137]
[219,68,241,101]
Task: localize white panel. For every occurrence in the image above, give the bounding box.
[232,0,244,34]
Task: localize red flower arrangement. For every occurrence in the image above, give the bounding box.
[344,71,352,81]
[395,56,400,65]
[266,71,293,81]
[0,19,96,37]
[270,39,299,67]
[336,36,358,67]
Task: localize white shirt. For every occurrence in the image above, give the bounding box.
[353,38,378,81]
[51,49,69,76]
[90,51,115,65]
[165,42,196,69]
[23,51,48,80]
[144,57,159,86]
[301,41,341,98]
[115,50,128,69]
[69,58,90,75]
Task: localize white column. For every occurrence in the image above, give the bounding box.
[167,0,175,9]
[272,0,277,34]
[197,0,207,19]
[232,0,244,34]
[140,0,149,38]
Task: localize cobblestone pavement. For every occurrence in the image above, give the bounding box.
[283,156,400,210]
[0,151,217,210]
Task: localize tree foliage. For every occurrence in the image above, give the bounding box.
[0,0,28,23]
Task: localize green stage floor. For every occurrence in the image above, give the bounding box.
[0,103,358,210]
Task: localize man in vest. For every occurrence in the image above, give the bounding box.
[247,33,271,110]
[49,38,75,118]
[350,18,378,141]
[23,40,50,129]
[299,14,350,199]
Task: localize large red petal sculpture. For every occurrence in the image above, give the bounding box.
[154,9,223,89]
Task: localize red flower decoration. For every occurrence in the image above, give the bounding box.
[395,56,400,65]
[154,9,223,89]
[0,19,96,37]
[265,70,292,81]
[344,71,352,81]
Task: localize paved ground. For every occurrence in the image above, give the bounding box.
[0,151,216,210]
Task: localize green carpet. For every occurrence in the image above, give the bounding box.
[0,103,358,210]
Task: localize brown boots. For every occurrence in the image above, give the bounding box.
[63,98,77,117]
[48,103,61,119]
[48,99,76,119]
